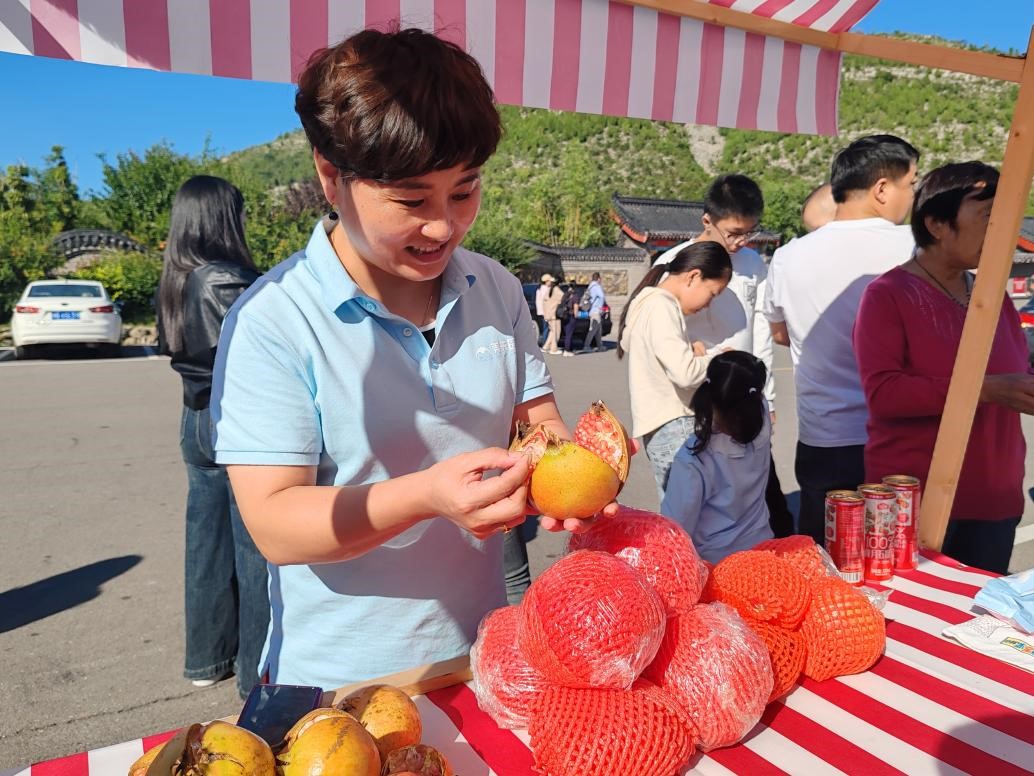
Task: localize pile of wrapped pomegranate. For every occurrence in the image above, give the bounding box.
[471,508,887,776]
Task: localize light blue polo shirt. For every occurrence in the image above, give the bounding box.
[211,220,553,689]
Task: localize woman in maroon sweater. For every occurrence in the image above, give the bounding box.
[855,162,1034,573]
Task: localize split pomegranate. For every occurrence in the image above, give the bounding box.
[509,400,630,520]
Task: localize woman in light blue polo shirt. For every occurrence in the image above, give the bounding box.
[210,28,599,691]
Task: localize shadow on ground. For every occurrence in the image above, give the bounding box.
[0,555,142,633]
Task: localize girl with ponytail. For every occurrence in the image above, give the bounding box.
[617,241,732,500]
[660,351,775,562]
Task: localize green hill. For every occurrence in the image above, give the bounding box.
[229,40,1025,251]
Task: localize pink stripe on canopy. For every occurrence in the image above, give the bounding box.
[5,0,884,136]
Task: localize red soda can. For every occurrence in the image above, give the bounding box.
[824,490,865,585]
[860,484,898,583]
[883,475,921,571]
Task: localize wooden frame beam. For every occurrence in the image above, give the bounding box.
[621,0,1025,82]
[920,28,1034,549]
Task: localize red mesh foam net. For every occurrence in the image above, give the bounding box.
[527,680,695,776]
[568,505,707,616]
[744,619,807,701]
[802,576,886,681]
[469,605,548,729]
[754,535,833,580]
[710,550,811,629]
[518,550,666,689]
[644,602,773,751]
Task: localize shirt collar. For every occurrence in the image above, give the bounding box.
[305,219,476,315]
[706,432,750,459]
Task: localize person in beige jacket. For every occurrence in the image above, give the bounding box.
[541,277,563,354]
[617,242,732,502]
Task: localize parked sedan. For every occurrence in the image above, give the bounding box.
[11,280,122,358]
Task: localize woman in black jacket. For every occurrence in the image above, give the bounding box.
[157,176,268,699]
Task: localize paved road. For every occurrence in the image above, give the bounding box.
[1,343,1032,768]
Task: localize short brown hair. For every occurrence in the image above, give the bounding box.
[295,27,501,182]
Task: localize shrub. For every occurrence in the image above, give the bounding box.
[71,250,162,322]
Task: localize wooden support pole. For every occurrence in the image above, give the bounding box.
[622,0,1025,82]
[919,27,1034,550]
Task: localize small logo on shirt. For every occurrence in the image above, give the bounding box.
[475,339,516,361]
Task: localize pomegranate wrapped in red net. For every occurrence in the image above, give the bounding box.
[645,602,773,751]
[518,550,666,689]
[802,576,886,681]
[527,680,695,776]
[710,550,811,629]
[469,606,548,729]
[568,506,707,616]
[744,619,807,701]
[754,535,836,580]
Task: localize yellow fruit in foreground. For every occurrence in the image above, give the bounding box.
[337,684,422,761]
[184,721,276,775]
[530,442,621,519]
[277,709,380,776]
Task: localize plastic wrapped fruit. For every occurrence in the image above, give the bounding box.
[645,602,773,751]
[568,506,707,616]
[519,550,666,689]
[754,535,835,580]
[470,605,548,728]
[527,680,695,776]
[710,550,811,629]
[744,619,807,701]
[802,576,886,681]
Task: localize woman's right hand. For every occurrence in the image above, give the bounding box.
[692,340,707,357]
[425,449,531,540]
[981,373,1034,414]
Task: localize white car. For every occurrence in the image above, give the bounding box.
[11,279,122,358]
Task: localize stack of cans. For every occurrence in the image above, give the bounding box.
[824,475,920,585]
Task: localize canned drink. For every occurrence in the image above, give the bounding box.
[824,490,865,585]
[860,484,898,583]
[883,475,921,571]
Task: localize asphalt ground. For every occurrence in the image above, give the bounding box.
[1,340,1032,768]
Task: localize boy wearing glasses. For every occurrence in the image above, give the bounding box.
[653,174,792,537]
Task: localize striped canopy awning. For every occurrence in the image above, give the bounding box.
[0,0,880,135]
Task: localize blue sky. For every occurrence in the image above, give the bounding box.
[1,0,1031,195]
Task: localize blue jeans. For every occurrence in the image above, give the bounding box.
[180,406,270,699]
[643,416,696,505]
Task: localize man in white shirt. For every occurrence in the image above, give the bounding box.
[763,134,920,543]
[654,173,791,536]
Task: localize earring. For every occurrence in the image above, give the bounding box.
[328,210,339,221]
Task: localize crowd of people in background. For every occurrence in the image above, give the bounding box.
[161,26,1029,696]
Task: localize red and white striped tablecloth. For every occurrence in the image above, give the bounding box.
[5,551,1033,776]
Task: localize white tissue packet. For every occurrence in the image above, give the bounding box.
[974,569,1034,634]
[942,614,1034,673]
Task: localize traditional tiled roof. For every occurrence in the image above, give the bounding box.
[1018,216,1034,252]
[610,193,782,244]
[524,241,651,263]
[1013,250,1034,264]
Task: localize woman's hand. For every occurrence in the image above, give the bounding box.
[981,373,1034,414]
[426,449,530,540]
[692,340,707,357]
[536,439,639,534]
